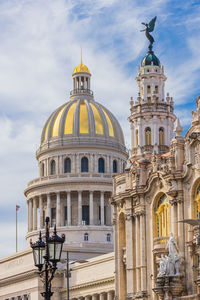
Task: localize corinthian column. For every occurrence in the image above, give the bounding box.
[177,196,184,256]
[89,191,94,225]
[100,191,104,225]
[78,191,82,225]
[67,191,71,226]
[39,195,43,229]
[125,213,134,296]
[33,197,37,230]
[56,192,61,227]
[135,214,140,293]
[47,193,51,219]
[140,212,147,292]
[107,291,114,300]
[28,199,33,231]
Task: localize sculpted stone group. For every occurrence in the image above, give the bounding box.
[157,233,182,277]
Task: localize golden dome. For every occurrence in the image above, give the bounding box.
[73,63,90,74]
[73,48,90,74]
[41,99,125,148]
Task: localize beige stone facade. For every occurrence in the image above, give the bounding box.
[112,46,200,299]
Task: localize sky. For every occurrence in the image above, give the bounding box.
[0,0,200,258]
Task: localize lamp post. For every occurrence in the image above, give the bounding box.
[30,217,65,300]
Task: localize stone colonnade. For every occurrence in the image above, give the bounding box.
[114,208,147,298]
[28,190,112,231]
[71,290,114,300]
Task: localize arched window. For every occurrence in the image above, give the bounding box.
[106,233,111,242]
[145,127,151,145]
[155,85,159,93]
[50,160,56,175]
[41,163,44,177]
[154,194,170,238]
[84,233,88,241]
[159,127,164,145]
[113,160,117,173]
[98,158,105,173]
[135,129,138,147]
[64,158,71,173]
[147,85,151,93]
[194,183,200,219]
[81,157,88,172]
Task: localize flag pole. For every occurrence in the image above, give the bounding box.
[16,207,18,252]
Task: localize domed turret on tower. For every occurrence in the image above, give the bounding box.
[141,49,160,67]
[25,54,128,261]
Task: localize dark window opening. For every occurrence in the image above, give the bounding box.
[98,158,105,173]
[113,160,117,173]
[81,157,88,172]
[64,158,71,173]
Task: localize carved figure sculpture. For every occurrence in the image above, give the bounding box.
[141,17,157,50]
[166,232,179,258]
[157,254,167,277]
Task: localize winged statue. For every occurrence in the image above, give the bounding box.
[141,16,157,50]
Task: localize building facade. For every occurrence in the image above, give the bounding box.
[112,46,200,299]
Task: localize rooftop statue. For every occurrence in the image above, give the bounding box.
[141,16,157,50]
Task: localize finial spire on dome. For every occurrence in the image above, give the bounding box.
[73,48,90,74]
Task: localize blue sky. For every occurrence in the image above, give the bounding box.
[0,0,200,258]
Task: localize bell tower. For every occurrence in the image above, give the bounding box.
[129,34,176,158]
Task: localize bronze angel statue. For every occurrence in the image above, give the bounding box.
[141,16,157,50]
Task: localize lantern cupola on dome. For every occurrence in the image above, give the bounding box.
[71,49,93,98]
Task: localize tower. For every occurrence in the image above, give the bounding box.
[24,53,128,261]
[129,47,176,158]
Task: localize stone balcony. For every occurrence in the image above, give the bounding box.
[27,173,113,188]
[153,236,169,253]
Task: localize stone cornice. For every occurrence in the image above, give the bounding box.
[62,276,114,292]
[0,248,32,263]
[69,253,114,271]
[37,143,128,160]
[0,269,37,287]
[25,178,112,196]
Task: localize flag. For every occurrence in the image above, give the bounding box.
[16,205,20,211]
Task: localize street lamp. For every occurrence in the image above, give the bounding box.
[30,217,65,300]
